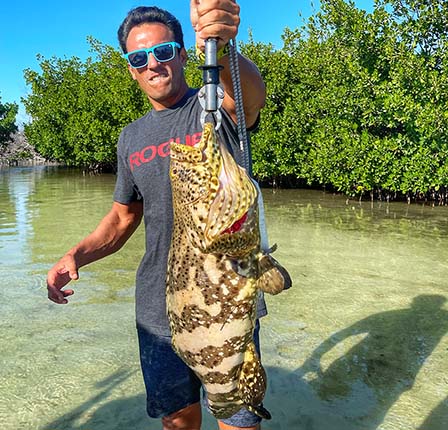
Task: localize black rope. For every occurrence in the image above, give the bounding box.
[228,39,250,172]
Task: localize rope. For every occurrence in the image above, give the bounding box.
[228,39,250,172]
[228,39,270,253]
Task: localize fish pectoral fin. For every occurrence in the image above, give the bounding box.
[256,254,292,295]
[238,343,271,420]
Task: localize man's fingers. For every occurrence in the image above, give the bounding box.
[48,287,74,304]
[196,9,240,30]
[196,0,239,17]
[191,0,200,28]
[69,270,79,280]
[62,289,75,297]
[55,264,79,281]
[193,0,240,43]
[197,22,238,38]
[47,288,65,304]
[47,262,78,304]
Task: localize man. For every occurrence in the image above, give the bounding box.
[47,1,267,429]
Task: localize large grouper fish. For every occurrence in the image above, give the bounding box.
[166,122,291,420]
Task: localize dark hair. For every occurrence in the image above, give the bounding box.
[118,6,184,54]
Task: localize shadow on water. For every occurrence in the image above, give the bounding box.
[41,295,448,429]
[419,395,448,430]
[294,294,448,429]
[41,369,149,430]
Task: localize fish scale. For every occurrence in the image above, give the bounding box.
[166,122,291,420]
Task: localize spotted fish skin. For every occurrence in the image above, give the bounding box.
[167,122,287,419]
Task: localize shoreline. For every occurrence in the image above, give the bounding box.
[2,157,447,206]
[0,158,52,167]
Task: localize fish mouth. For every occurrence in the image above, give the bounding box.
[169,122,259,253]
[221,212,248,235]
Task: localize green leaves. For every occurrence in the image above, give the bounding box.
[0,97,18,149]
[19,1,448,198]
[23,38,150,169]
[246,0,448,198]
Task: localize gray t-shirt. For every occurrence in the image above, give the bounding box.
[114,88,266,335]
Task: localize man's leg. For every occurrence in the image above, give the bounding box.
[161,402,202,430]
[137,326,202,427]
[218,420,260,430]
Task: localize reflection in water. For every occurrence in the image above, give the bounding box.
[1,168,447,430]
[0,167,39,265]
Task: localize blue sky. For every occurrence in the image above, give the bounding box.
[0,1,372,124]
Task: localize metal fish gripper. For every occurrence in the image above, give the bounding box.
[198,38,224,130]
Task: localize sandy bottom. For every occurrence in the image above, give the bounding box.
[1,179,447,429]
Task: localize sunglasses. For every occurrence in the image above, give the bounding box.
[125,42,181,68]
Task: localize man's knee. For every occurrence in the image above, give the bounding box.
[161,402,202,430]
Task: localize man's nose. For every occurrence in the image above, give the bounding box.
[147,52,159,68]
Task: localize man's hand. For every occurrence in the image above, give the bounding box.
[47,254,78,304]
[46,201,143,305]
[190,0,240,51]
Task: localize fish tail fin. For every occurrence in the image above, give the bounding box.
[247,404,272,420]
[257,253,292,295]
[238,343,271,420]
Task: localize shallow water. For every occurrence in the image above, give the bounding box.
[1,166,447,430]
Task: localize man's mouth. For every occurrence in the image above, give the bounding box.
[149,74,168,82]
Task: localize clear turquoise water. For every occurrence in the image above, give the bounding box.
[1,166,447,429]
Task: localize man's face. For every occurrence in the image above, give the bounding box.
[126,22,188,110]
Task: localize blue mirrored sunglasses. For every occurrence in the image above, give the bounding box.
[124,42,181,68]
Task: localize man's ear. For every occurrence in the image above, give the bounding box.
[180,47,188,68]
[127,63,137,80]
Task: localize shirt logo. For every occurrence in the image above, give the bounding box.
[129,131,202,171]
